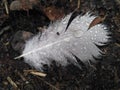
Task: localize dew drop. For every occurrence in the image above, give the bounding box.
[98,24,100,27]
[74,43,78,45]
[86,42,89,45]
[73,30,83,37]
[95,31,98,33]
[76,20,80,23]
[64,38,70,42]
[62,19,67,24]
[83,46,87,50]
[91,37,94,40]
[86,22,89,26]
[103,38,107,41]
[90,30,92,33]
[103,27,107,29]
[57,43,60,46]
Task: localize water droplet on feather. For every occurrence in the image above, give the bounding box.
[73,31,83,37]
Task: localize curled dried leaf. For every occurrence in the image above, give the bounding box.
[88,16,106,29]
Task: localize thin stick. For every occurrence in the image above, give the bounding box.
[3,0,9,14]
[7,76,19,90]
[24,70,47,77]
[77,0,80,9]
[14,36,72,59]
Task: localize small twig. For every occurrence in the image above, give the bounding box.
[7,76,20,90]
[24,70,47,77]
[116,0,120,5]
[17,71,27,81]
[24,70,59,90]
[115,43,120,47]
[77,0,80,9]
[3,0,9,14]
[30,71,47,77]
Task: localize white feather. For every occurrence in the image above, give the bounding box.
[15,12,110,70]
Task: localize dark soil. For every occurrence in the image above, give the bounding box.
[0,0,120,90]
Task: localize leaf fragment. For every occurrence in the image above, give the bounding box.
[88,16,106,29]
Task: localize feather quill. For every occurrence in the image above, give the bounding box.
[15,12,110,70]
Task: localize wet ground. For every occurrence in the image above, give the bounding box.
[0,0,120,90]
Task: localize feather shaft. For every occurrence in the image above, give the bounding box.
[14,36,72,59]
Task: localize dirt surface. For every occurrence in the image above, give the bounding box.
[0,0,120,90]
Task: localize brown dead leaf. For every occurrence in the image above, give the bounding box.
[43,6,65,21]
[88,16,106,29]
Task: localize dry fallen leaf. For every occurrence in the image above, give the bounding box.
[88,16,106,29]
[43,6,65,21]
